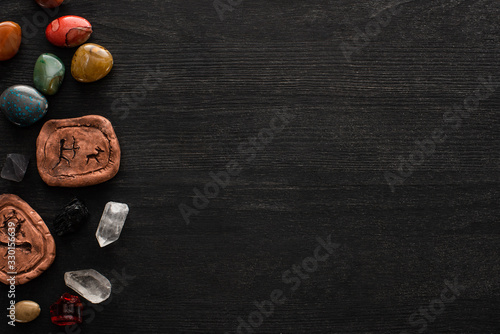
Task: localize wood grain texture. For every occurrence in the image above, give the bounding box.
[1,0,499,333]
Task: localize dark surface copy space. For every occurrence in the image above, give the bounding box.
[1,1,499,333]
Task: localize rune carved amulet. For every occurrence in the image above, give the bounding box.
[0,194,56,285]
[36,115,121,187]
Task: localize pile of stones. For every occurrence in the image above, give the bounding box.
[1,0,129,327]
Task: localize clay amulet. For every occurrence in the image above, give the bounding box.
[36,115,121,187]
[0,194,56,285]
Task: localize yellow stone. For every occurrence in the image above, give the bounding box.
[15,300,41,323]
[71,43,113,83]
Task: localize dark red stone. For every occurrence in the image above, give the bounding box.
[50,293,83,326]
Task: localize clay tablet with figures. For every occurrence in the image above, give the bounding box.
[36,115,121,187]
[0,194,56,285]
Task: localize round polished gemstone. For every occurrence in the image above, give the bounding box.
[71,43,113,83]
[0,85,48,127]
[35,0,64,8]
[14,301,41,323]
[0,21,22,61]
[46,16,92,48]
[34,53,65,95]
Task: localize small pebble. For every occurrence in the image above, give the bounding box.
[0,85,48,127]
[0,21,22,61]
[71,43,114,83]
[34,53,65,95]
[15,300,41,323]
[46,15,92,48]
[35,0,64,8]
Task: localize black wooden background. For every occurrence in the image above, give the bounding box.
[1,1,499,333]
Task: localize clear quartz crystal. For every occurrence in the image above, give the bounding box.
[1,154,29,182]
[96,202,129,247]
[64,269,112,304]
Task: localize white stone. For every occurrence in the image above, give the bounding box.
[64,269,111,304]
[96,201,129,247]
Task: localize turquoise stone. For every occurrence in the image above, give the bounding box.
[0,85,48,127]
[34,53,65,95]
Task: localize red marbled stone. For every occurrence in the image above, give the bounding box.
[45,16,92,48]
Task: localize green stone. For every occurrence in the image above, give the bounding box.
[33,53,65,96]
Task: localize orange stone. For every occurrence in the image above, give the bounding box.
[0,21,22,61]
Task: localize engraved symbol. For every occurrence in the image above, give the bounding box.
[86,147,104,164]
[53,137,80,170]
[2,210,24,235]
[1,210,32,257]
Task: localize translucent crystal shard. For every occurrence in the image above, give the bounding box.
[96,201,129,247]
[1,154,29,182]
[64,269,111,304]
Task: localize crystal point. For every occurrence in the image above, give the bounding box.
[1,154,29,182]
[64,269,111,304]
[96,201,129,247]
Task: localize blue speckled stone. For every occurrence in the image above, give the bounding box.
[0,85,48,127]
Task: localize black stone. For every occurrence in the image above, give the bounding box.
[53,199,90,236]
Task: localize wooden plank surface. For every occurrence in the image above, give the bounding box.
[1,0,499,333]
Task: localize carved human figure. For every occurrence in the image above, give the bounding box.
[36,115,121,187]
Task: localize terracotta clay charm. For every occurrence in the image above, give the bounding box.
[0,194,56,285]
[36,115,121,187]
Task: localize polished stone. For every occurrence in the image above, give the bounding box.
[35,0,64,8]
[1,154,29,182]
[72,43,113,83]
[14,300,41,323]
[0,21,21,61]
[0,85,48,127]
[96,202,129,247]
[34,53,65,95]
[65,269,112,304]
[46,15,92,48]
[50,293,83,326]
